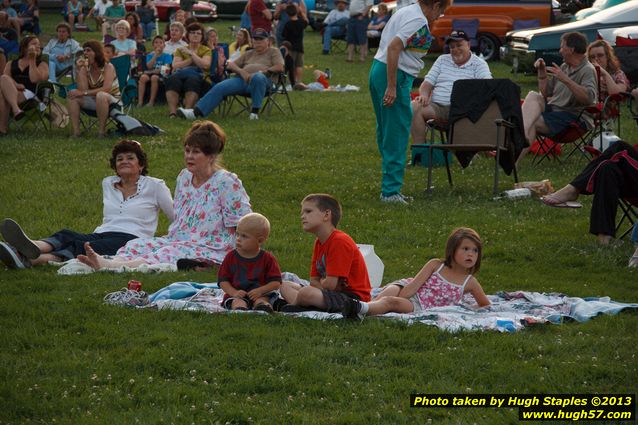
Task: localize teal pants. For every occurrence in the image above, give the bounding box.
[369,59,414,197]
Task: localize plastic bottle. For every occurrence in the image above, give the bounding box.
[357,244,384,288]
[493,188,532,201]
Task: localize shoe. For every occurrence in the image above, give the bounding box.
[280,304,318,313]
[341,297,364,321]
[176,107,196,120]
[249,113,259,120]
[13,110,25,121]
[322,50,329,55]
[0,242,31,269]
[254,303,274,314]
[0,219,40,259]
[380,193,412,205]
[629,255,638,268]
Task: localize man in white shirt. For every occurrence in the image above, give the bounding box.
[346,0,372,62]
[86,0,112,30]
[322,0,349,55]
[410,29,492,144]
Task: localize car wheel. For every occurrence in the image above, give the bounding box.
[478,33,500,61]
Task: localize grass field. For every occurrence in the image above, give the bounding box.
[0,12,637,424]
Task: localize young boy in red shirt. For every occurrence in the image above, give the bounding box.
[218,213,282,313]
[280,194,371,312]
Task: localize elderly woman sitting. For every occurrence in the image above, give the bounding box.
[165,22,211,118]
[110,19,136,58]
[0,140,174,269]
[67,40,120,138]
[77,120,252,271]
[0,35,48,136]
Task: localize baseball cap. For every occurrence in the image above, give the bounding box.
[252,28,270,40]
[446,30,470,43]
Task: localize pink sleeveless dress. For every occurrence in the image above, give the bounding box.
[412,263,472,311]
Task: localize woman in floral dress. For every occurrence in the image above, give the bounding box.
[78,120,252,270]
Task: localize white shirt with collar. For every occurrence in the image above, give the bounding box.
[324,8,349,26]
[425,53,492,105]
[93,175,175,238]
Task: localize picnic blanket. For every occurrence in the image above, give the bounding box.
[105,278,638,333]
[55,259,176,275]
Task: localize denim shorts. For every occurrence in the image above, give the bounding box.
[541,105,584,136]
[346,16,368,45]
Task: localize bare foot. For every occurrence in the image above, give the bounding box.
[77,242,107,270]
[547,184,580,204]
[597,234,613,245]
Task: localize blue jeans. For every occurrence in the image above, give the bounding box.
[48,56,74,82]
[323,23,346,52]
[196,73,270,116]
[141,21,156,40]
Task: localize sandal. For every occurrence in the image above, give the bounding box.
[13,110,25,121]
[540,195,582,209]
[629,255,638,268]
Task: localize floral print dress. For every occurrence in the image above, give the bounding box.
[116,168,251,265]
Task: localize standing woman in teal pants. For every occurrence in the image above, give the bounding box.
[370,0,449,204]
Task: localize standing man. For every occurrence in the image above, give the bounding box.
[247,0,273,33]
[345,0,372,62]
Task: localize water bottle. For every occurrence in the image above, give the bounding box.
[494,188,532,201]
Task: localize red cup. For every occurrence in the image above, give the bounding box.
[127,280,142,291]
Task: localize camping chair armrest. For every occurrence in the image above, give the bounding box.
[494,118,514,129]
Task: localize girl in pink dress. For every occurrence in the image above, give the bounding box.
[342,227,490,319]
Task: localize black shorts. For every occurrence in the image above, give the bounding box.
[321,289,359,313]
[165,72,204,95]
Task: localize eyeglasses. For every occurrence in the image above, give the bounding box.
[589,53,606,60]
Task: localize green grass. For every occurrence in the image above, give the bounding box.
[0,11,637,425]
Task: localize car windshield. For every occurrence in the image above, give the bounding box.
[591,0,624,9]
[585,1,638,23]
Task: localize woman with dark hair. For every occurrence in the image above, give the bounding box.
[587,39,630,97]
[67,40,120,138]
[125,11,144,42]
[0,140,174,269]
[165,22,211,118]
[0,35,48,135]
[76,120,252,270]
[369,0,449,204]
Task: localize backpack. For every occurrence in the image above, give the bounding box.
[110,110,163,136]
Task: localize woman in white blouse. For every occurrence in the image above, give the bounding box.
[0,140,175,269]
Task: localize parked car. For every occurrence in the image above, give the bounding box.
[501,0,638,73]
[573,0,627,20]
[124,0,218,21]
[370,0,554,61]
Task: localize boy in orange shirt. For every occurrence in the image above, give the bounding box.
[280,194,371,312]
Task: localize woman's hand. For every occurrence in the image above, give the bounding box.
[383,86,396,107]
[413,94,430,107]
[15,83,25,91]
[68,88,84,99]
[27,45,37,59]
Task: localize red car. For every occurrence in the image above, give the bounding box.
[125,0,218,21]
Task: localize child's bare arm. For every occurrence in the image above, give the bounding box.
[465,277,490,307]
[320,276,340,291]
[247,280,281,301]
[398,259,441,299]
[309,276,322,288]
[220,281,247,298]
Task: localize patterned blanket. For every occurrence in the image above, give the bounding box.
[105,280,638,333]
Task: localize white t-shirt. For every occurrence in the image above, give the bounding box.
[425,53,492,105]
[373,3,432,77]
[93,0,112,16]
[163,39,188,55]
[94,175,175,238]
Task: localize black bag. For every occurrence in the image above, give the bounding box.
[110,111,163,136]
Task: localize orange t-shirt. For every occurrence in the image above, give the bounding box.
[310,229,371,302]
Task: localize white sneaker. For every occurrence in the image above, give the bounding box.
[380,193,412,205]
[177,107,196,120]
[249,113,259,120]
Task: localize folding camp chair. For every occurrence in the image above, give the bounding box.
[416,79,522,196]
[616,197,638,240]
[223,72,294,117]
[12,81,55,132]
